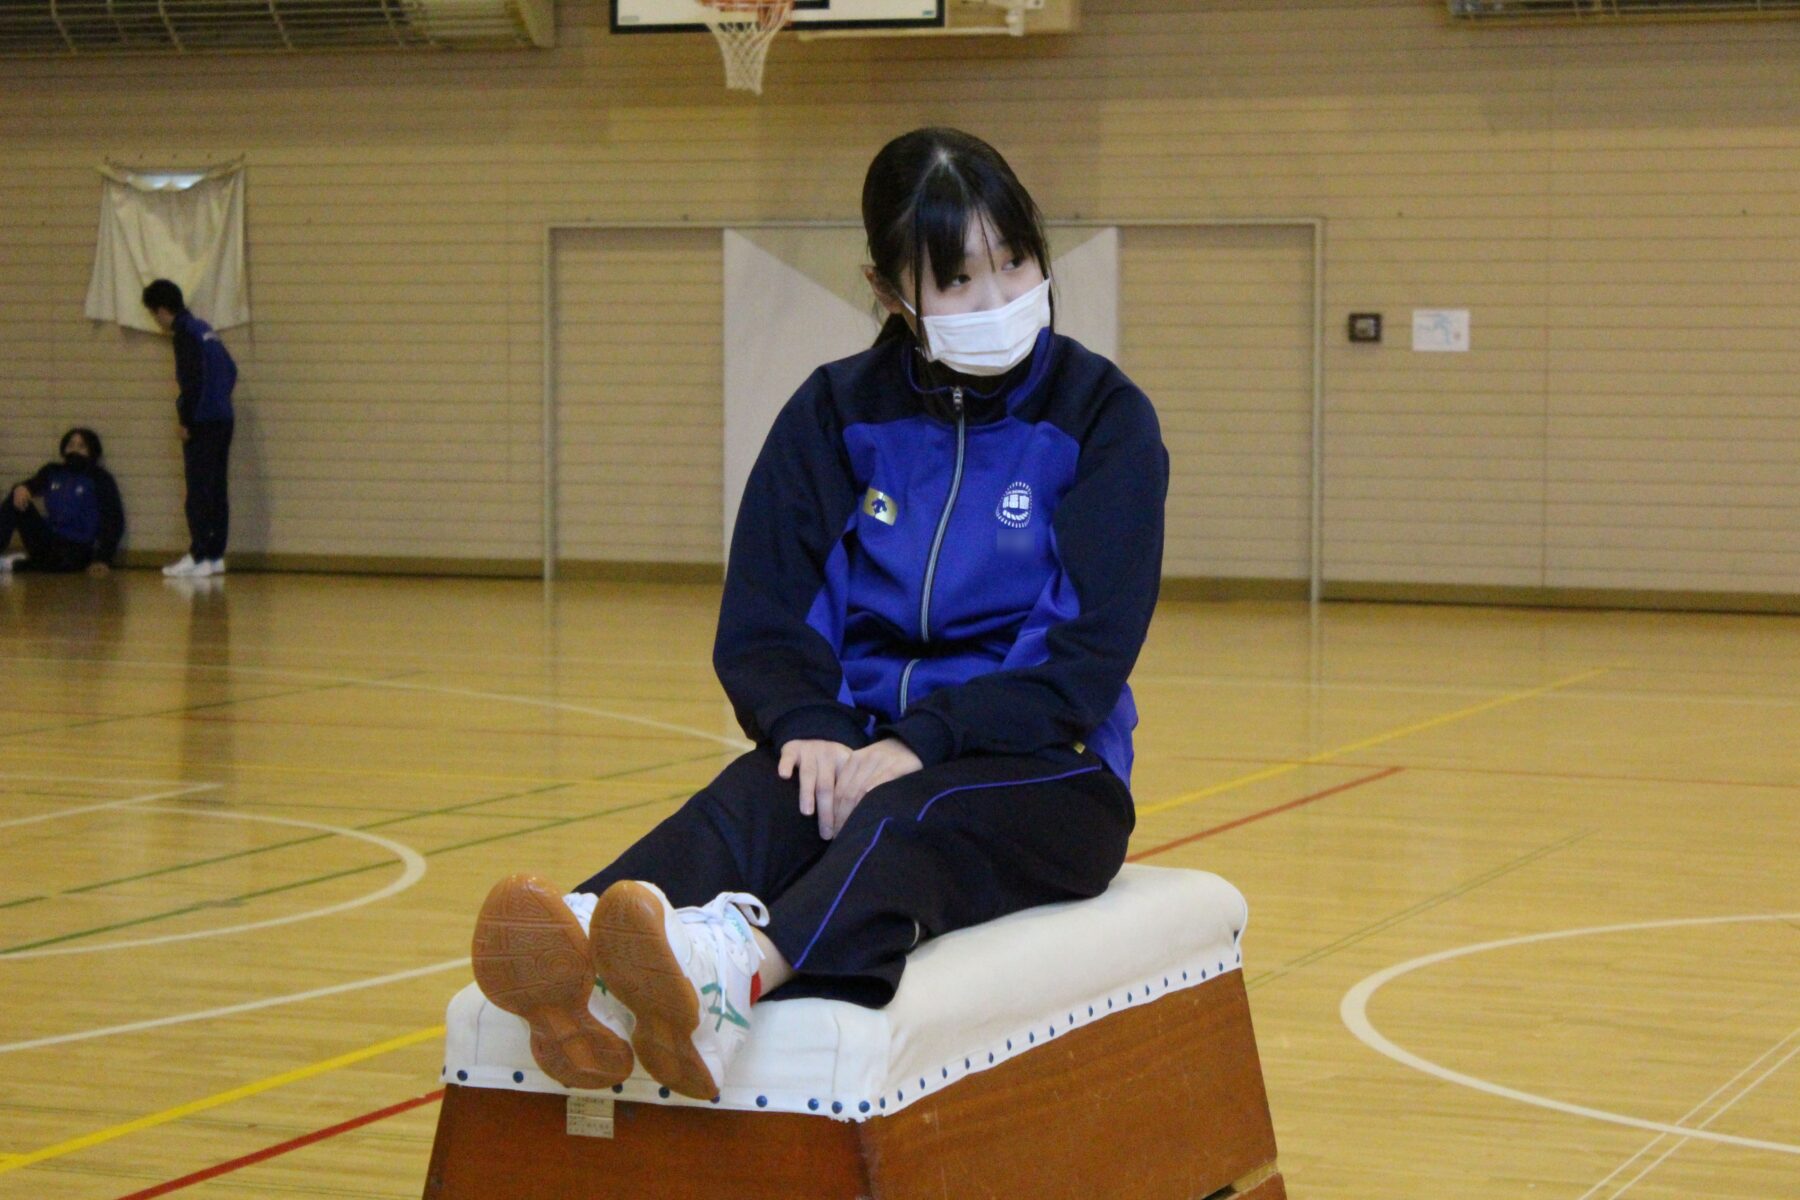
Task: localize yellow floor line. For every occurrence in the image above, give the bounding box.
[0,1024,444,1177]
[1137,666,1613,817]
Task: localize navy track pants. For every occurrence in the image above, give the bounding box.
[0,502,90,572]
[182,420,232,561]
[575,746,1134,1007]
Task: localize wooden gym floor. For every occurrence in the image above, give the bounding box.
[0,570,1795,1199]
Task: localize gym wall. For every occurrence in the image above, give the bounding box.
[2,0,1796,606]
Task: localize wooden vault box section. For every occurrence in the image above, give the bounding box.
[422,969,1285,1200]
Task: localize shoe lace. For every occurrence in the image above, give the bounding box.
[680,892,770,980]
[682,891,770,929]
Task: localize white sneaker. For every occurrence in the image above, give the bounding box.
[205,558,226,575]
[190,558,217,578]
[162,554,198,577]
[591,881,767,1100]
[0,552,22,573]
[471,874,635,1090]
[560,890,636,1040]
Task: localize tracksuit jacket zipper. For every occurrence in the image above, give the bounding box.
[900,387,965,715]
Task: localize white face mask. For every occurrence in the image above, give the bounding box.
[906,277,1051,377]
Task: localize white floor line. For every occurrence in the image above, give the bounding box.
[1598,1034,1800,1199]
[0,957,468,1054]
[0,772,208,788]
[0,808,427,959]
[358,678,751,751]
[0,783,219,830]
[1575,1027,1800,1200]
[1340,912,1800,1158]
[0,653,753,751]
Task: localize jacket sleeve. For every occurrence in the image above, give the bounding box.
[880,388,1168,767]
[712,371,869,750]
[94,469,125,563]
[20,463,53,496]
[174,324,202,425]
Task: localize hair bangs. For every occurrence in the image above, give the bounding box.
[908,154,1048,293]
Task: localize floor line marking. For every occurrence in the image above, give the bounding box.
[1585,1029,1800,1200]
[1340,912,1800,1156]
[1249,829,1593,992]
[17,744,716,906]
[0,810,426,959]
[0,772,207,788]
[1575,1027,1800,1200]
[0,652,753,751]
[1155,754,1800,794]
[1128,767,1403,862]
[0,1024,444,1177]
[0,958,467,1055]
[58,781,573,899]
[0,785,687,959]
[0,784,218,830]
[1138,666,1611,816]
[0,678,395,743]
[110,1088,446,1200]
[1,748,719,787]
[2,749,722,912]
[0,790,687,1050]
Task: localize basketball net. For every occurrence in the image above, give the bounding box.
[700,0,794,94]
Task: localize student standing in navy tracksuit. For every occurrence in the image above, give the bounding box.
[1,428,125,577]
[142,279,237,578]
[472,128,1169,1103]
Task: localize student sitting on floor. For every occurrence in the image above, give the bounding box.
[1,427,125,577]
[469,127,1169,1103]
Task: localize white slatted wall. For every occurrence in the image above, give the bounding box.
[0,1,1795,601]
[553,228,722,565]
[1121,225,1315,581]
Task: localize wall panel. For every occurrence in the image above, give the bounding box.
[0,0,1794,602]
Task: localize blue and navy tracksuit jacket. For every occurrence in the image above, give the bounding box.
[19,461,126,563]
[172,311,238,426]
[714,329,1168,788]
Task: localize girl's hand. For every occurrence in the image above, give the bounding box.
[778,739,854,839]
[828,739,924,838]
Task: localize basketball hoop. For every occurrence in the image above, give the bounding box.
[699,0,794,94]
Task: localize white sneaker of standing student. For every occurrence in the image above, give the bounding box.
[591,881,768,1101]
[206,558,226,575]
[0,551,24,574]
[470,874,636,1090]
[162,554,199,577]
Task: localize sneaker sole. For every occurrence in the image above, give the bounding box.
[591,880,718,1100]
[470,874,633,1090]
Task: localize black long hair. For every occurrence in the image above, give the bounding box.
[861,128,1052,354]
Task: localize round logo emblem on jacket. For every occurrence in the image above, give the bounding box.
[996,481,1033,528]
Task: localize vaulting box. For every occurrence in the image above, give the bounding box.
[423,864,1284,1200]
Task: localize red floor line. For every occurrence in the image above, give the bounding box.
[1168,753,1796,792]
[111,1088,445,1200]
[1128,766,1405,863]
[109,767,1401,1198]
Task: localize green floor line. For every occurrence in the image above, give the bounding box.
[0,749,722,909]
[1244,828,1594,993]
[0,677,402,743]
[0,787,695,955]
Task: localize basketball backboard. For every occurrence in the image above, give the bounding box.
[611,0,943,34]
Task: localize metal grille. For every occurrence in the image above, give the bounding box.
[1450,0,1800,18]
[0,0,544,53]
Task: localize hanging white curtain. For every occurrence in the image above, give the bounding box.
[85,159,250,333]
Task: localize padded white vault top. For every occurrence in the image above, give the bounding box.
[441,864,1247,1123]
